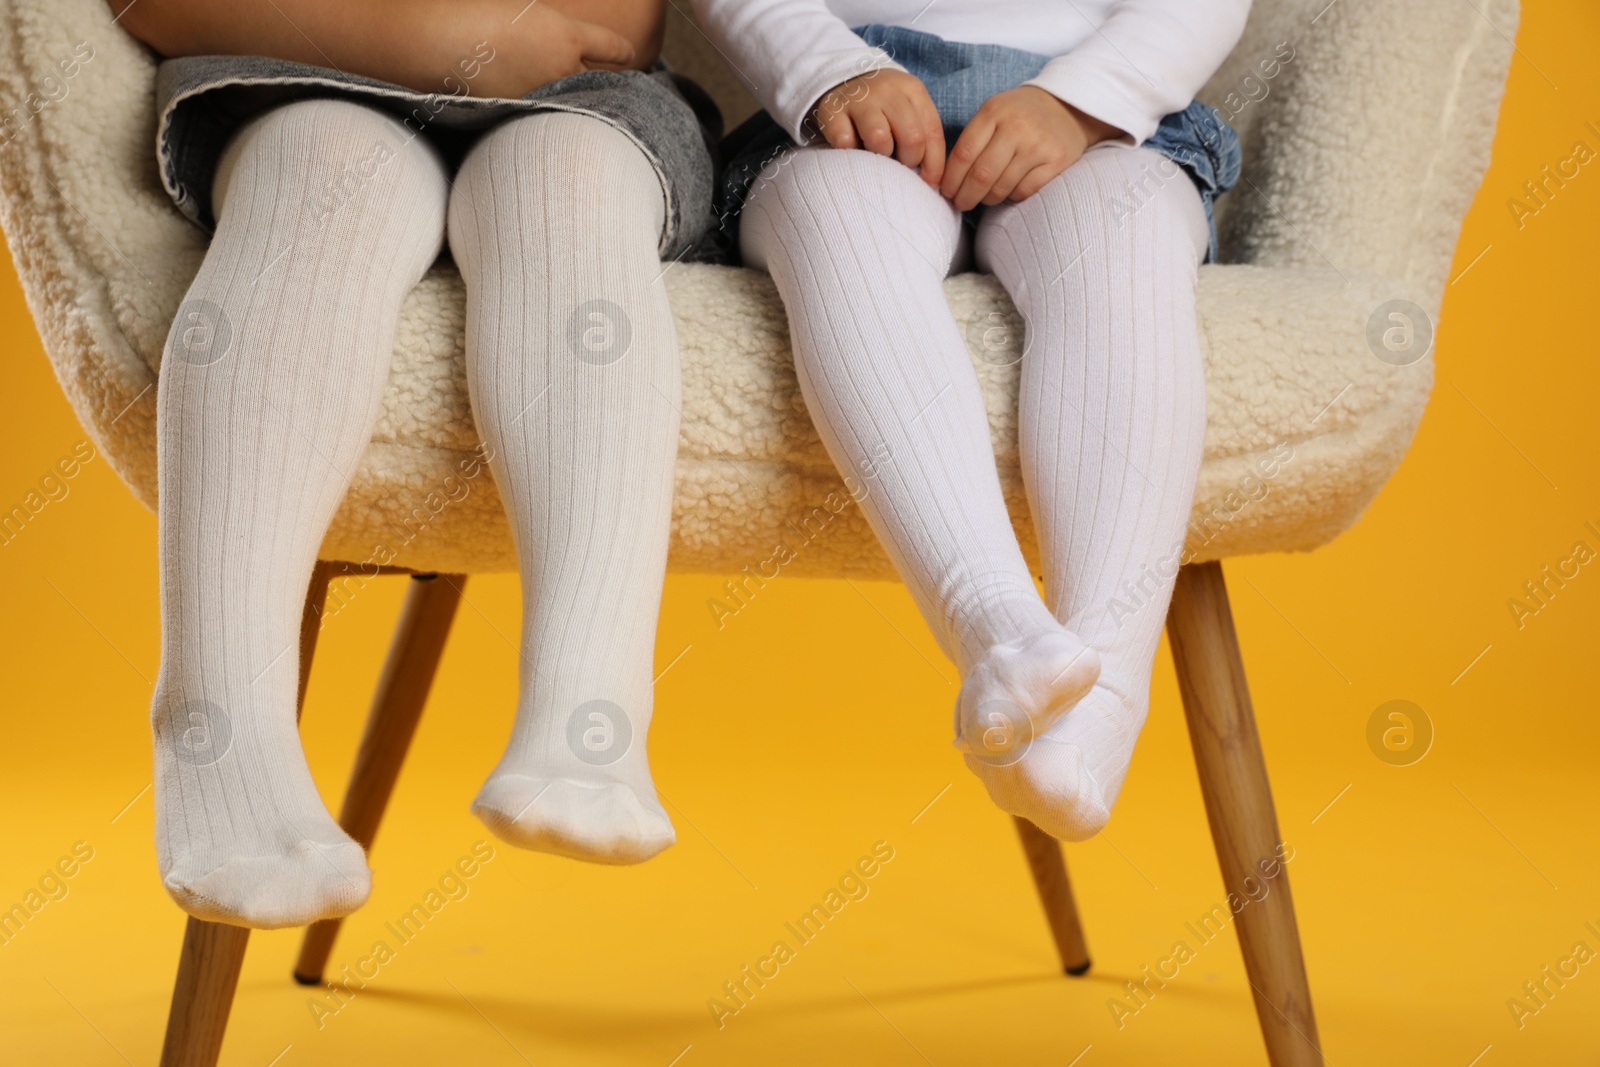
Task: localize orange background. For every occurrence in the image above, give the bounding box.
[1,3,1597,1064]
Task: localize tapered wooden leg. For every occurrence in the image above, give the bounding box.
[1166,562,1322,1067]
[296,561,333,719]
[160,563,334,1067]
[294,573,466,985]
[1013,816,1091,975]
[158,920,250,1067]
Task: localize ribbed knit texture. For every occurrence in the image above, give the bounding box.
[975,143,1209,840]
[152,99,450,927]
[448,113,679,865]
[743,144,1207,840]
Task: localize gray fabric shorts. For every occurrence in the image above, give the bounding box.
[154,55,721,258]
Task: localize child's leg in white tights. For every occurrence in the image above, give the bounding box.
[741,148,1100,765]
[154,99,449,927]
[975,144,1210,840]
[447,113,680,865]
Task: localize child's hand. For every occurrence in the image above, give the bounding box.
[486,5,637,95]
[810,69,946,185]
[940,87,1122,211]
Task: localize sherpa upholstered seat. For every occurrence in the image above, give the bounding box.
[0,0,1512,578]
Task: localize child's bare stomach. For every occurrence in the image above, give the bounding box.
[542,0,668,71]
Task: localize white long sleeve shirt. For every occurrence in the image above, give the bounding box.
[691,0,1252,145]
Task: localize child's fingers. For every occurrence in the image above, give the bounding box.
[882,92,933,174]
[812,84,858,147]
[911,89,947,185]
[984,149,1045,206]
[574,21,637,69]
[1008,162,1065,203]
[850,100,897,157]
[940,114,995,201]
[816,104,860,149]
[951,130,1017,211]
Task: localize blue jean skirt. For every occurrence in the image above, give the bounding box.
[713,24,1241,263]
[154,55,722,259]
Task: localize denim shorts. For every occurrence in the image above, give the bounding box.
[154,55,722,259]
[713,24,1241,263]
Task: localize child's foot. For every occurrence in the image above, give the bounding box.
[963,678,1146,841]
[153,691,371,929]
[953,628,1100,762]
[472,698,675,865]
[473,776,675,864]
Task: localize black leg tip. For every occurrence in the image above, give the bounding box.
[1064,959,1092,977]
[291,971,324,987]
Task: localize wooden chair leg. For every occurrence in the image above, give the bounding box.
[294,573,466,985]
[296,561,333,717]
[159,920,251,1067]
[1166,561,1322,1067]
[1013,816,1091,975]
[160,563,334,1067]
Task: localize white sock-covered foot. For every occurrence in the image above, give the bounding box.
[472,703,675,865]
[449,113,682,865]
[154,688,372,927]
[963,675,1147,841]
[954,628,1100,762]
[474,778,674,865]
[151,99,449,926]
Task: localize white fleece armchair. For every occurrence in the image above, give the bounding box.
[0,1,1515,1065]
[0,0,1512,580]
